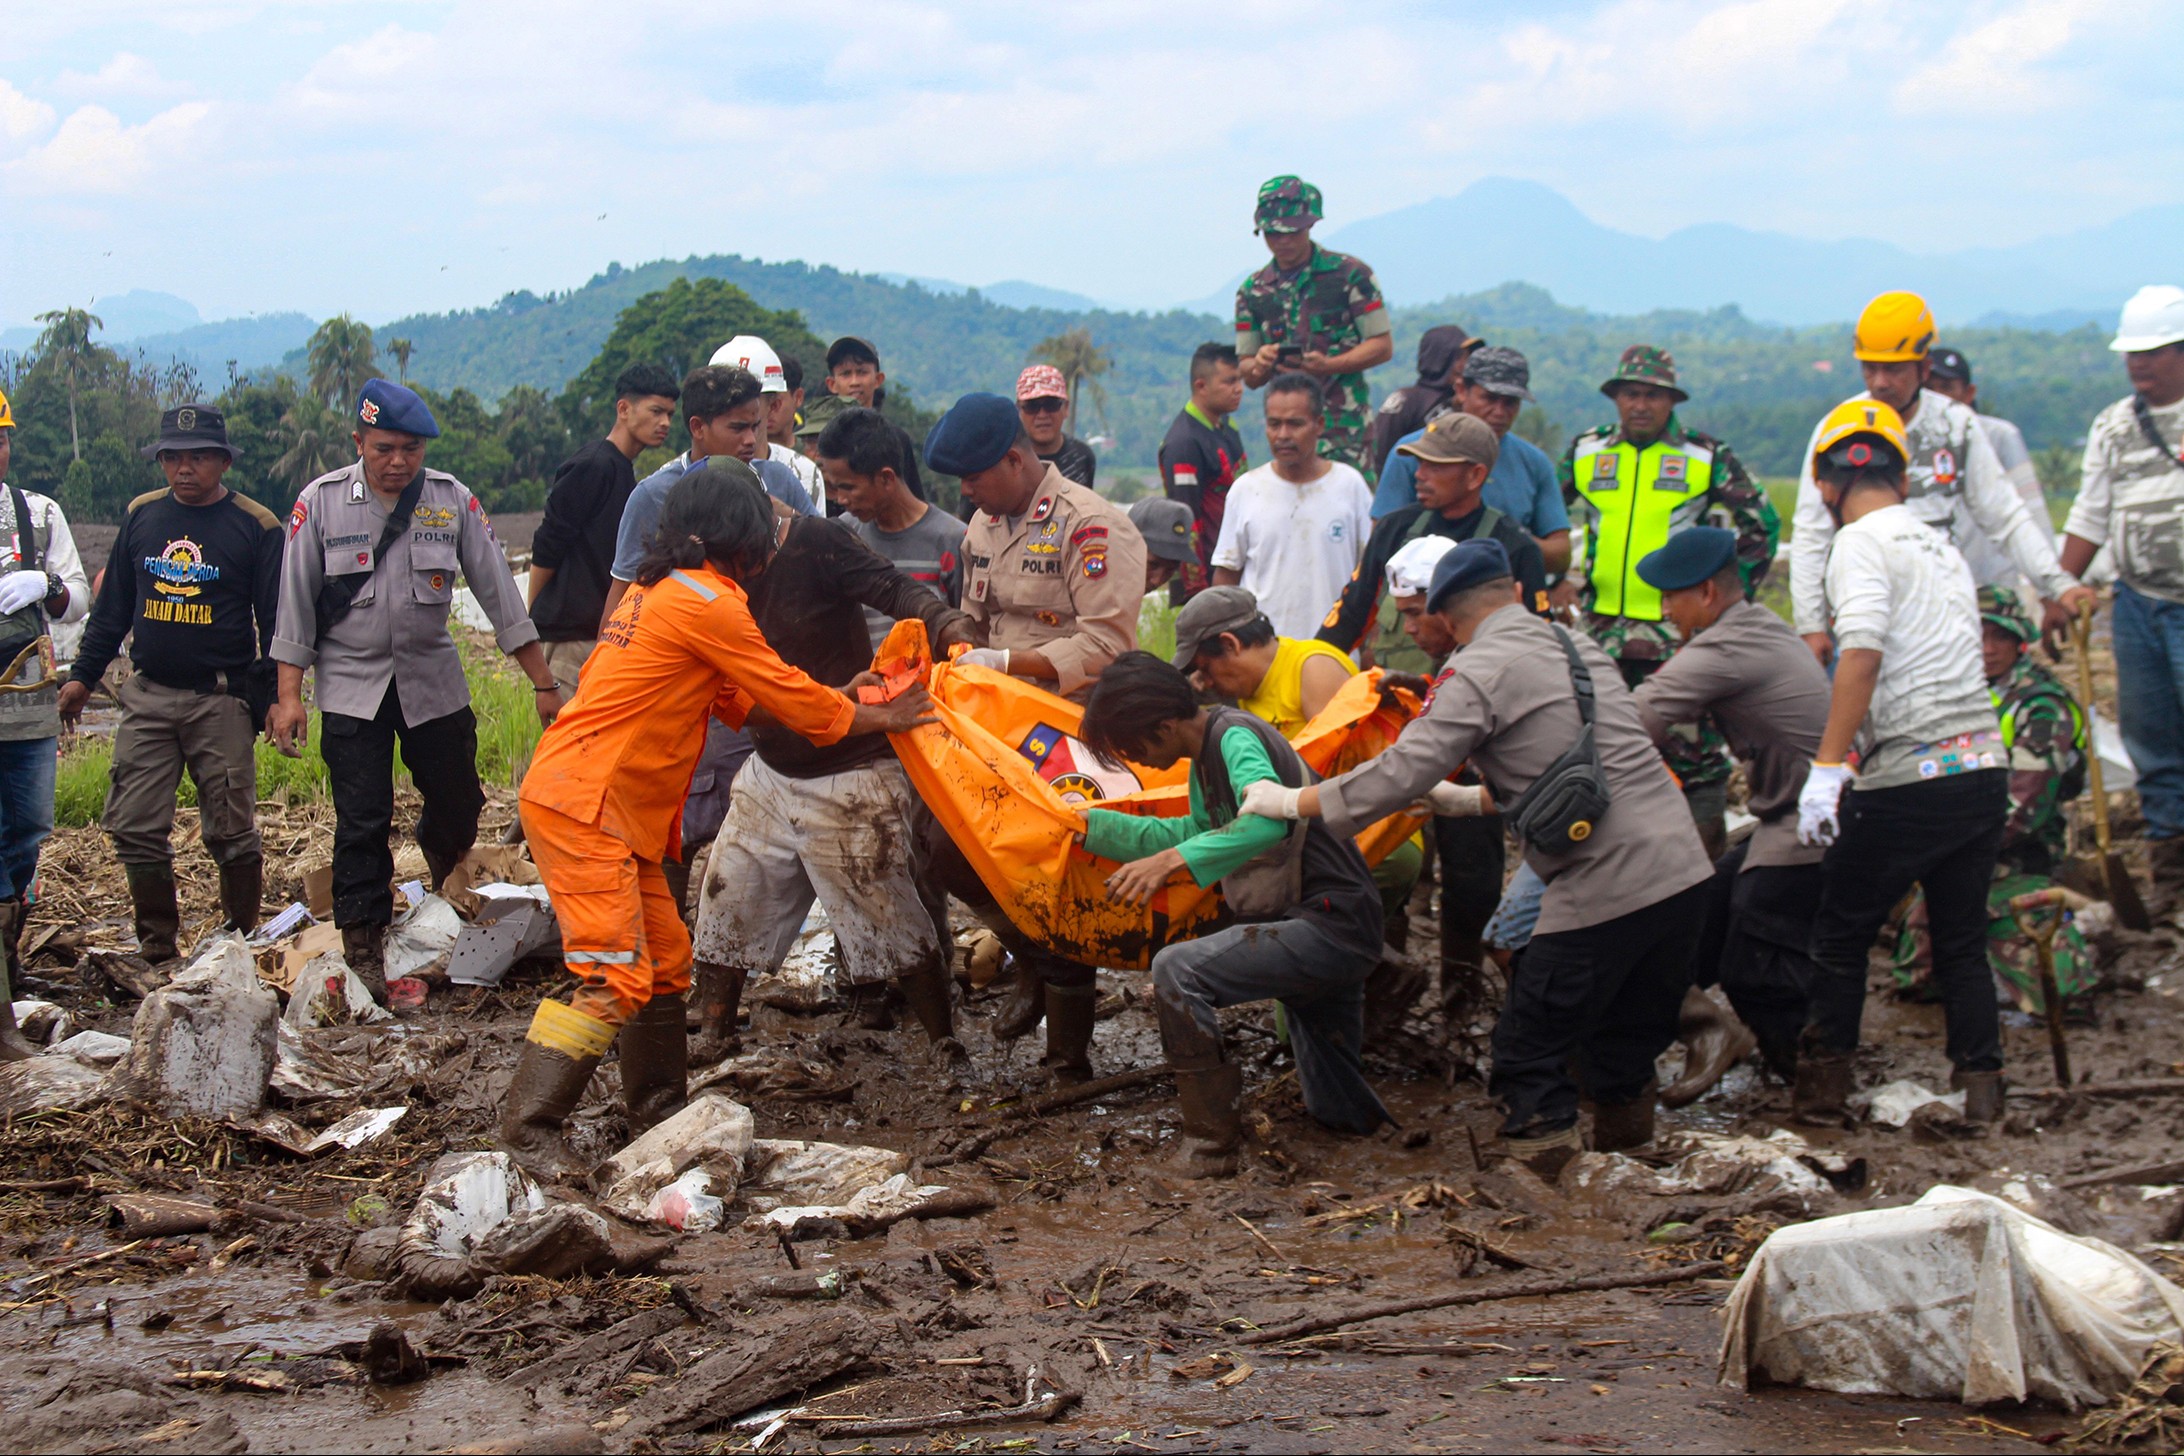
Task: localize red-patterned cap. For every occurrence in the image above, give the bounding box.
[1015,365,1069,403]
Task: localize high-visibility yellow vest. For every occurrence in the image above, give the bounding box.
[1571,437,1716,620]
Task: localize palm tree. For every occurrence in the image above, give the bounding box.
[273,393,348,487]
[386,337,414,385]
[34,307,104,460]
[1030,326,1111,432]
[307,315,381,411]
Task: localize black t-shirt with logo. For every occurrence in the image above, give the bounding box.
[72,490,284,689]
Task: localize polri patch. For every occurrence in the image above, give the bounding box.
[1592,454,1620,481]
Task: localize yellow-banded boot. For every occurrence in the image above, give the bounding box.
[0,899,37,1062]
[619,992,689,1136]
[499,998,615,1182]
[217,855,264,936]
[689,961,748,1064]
[1040,983,1097,1086]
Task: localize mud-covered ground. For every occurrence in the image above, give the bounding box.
[4,786,2182,1454]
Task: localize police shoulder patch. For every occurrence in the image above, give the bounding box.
[1030,495,1057,524]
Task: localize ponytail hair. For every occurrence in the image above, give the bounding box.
[633,457,775,587]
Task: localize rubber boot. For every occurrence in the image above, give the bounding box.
[1040,983,1097,1086]
[991,955,1045,1040]
[1793,1050,1856,1127]
[342,923,388,1002]
[1590,1095,1657,1154]
[619,992,689,1135]
[124,863,181,966]
[690,961,748,1064]
[1659,988,1758,1108]
[217,855,264,936]
[0,900,37,1061]
[1439,927,1485,1034]
[1168,1064,1243,1178]
[1501,1124,1584,1181]
[421,843,462,895]
[498,1001,612,1183]
[845,980,896,1031]
[1361,954,1428,1048]
[895,961,969,1065]
[661,856,692,923]
[1951,1067,2005,1125]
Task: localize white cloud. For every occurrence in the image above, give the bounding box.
[1895,0,2078,115]
[6,100,214,194]
[52,52,192,102]
[0,81,57,147]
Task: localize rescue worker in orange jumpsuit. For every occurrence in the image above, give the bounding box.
[503,460,934,1178]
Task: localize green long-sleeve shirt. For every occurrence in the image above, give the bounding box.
[1081,725,1290,887]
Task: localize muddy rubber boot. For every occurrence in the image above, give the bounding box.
[1951,1068,2005,1125]
[895,962,970,1066]
[1590,1095,1657,1154]
[0,900,37,1062]
[844,980,897,1031]
[124,863,181,965]
[1659,988,1758,1109]
[619,992,689,1135]
[216,855,264,936]
[689,961,748,1064]
[1168,1063,1243,1178]
[1501,1124,1584,1181]
[342,923,389,1002]
[1040,983,1098,1086]
[1439,927,1486,1035]
[1361,954,1428,1048]
[1792,1050,1856,1127]
[499,1000,613,1182]
[421,843,462,895]
[991,955,1045,1040]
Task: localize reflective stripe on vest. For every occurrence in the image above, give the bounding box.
[1571,438,1715,620]
[670,569,720,602]
[1993,684,2087,756]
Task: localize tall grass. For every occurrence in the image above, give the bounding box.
[1138,593,1179,662]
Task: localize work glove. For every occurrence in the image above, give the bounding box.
[0,571,50,615]
[956,647,1010,673]
[1238,779,1303,821]
[1418,781,1489,817]
[1797,762,1853,847]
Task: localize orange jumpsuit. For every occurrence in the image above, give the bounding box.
[518,566,855,1027]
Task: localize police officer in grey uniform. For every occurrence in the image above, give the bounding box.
[269,381,558,998]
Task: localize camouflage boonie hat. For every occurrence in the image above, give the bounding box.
[1600,344,1688,402]
[1253,175,1323,234]
[795,391,852,440]
[1978,584,2037,644]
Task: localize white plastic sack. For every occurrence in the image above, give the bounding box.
[739,1138,910,1213]
[593,1092,754,1220]
[1854,1078,1965,1129]
[1721,1186,2184,1408]
[283,954,392,1028]
[386,895,463,980]
[107,934,278,1118]
[644,1169,725,1232]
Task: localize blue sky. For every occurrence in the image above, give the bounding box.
[2,0,2178,326]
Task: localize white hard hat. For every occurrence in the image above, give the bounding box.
[710,334,787,392]
[1386,534,1458,598]
[2110,285,2184,354]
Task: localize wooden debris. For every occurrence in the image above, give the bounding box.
[1238,1261,1729,1346]
[783,1388,1078,1438]
[627,1311,890,1437]
[108,1194,223,1238]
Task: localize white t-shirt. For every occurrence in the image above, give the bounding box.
[1209,460,1373,639]
[1823,502,2000,789]
[771,442,826,514]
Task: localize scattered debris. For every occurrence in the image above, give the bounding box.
[593,1092,754,1220]
[105,935,277,1120]
[392,1151,671,1299]
[1854,1078,1966,1129]
[644,1170,725,1232]
[739,1138,909,1212]
[751,1172,993,1241]
[385,895,462,982]
[1564,1130,1842,1217]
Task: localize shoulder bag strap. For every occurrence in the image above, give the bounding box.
[1551,625,1595,727]
[8,485,39,572]
[2132,395,2184,470]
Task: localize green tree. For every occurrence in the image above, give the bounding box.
[273,392,349,489]
[386,336,414,385]
[1030,326,1111,431]
[218,374,307,514]
[307,315,381,411]
[496,384,566,484]
[57,431,155,524]
[33,307,104,460]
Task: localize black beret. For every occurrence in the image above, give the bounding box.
[1634,526,1738,592]
[1426,538,1513,612]
[924,392,1021,476]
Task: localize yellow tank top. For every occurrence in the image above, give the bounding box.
[1241,636,1357,736]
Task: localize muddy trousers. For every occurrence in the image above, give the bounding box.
[1692,839,1822,1074]
[1151,916,1391,1135]
[321,686,483,930]
[1491,880,1708,1137]
[103,675,261,869]
[520,802,692,1028]
[1806,771,2006,1073]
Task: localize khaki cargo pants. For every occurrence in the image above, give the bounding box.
[544,638,596,700]
[103,675,260,869]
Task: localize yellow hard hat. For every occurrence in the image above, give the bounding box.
[1853,291,1936,362]
[1813,398,1909,471]
[0,388,13,429]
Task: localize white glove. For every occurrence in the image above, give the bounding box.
[957,647,1010,672]
[1419,781,1489,817]
[1238,779,1303,820]
[0,571,50,615]
[1797,762,1853,847]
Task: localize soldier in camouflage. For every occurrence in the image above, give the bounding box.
[1560,345,1779,856]
[1892,585,2094,1012]
[1235,175,1393,475]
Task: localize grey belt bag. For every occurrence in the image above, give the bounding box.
[1502,626,1612,856]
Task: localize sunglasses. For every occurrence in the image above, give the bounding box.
[1019,397,1068,415]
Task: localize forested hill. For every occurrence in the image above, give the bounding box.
[361,257,2123,476]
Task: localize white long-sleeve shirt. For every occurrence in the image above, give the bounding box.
[1790,388,2071,634]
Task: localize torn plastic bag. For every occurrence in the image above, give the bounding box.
[1720,1185,2184,1408]
[593,1092,755,1220]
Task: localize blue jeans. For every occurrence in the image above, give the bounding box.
[0,735,57,901]
[2113,582,2184,841]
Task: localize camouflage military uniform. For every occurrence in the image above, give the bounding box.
[1235,177,1391,476]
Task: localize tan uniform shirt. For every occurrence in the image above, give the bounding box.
[959,465,1145,698]
[1633,599,1830,870]
[1318,603,1711,935]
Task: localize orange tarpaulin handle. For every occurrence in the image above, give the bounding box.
[876,620,1428,969]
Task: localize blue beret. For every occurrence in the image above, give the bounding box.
[924,392,1020,476]
[356,379,440,439]
[1426,538,1513,613]
[1635,526,1738,592]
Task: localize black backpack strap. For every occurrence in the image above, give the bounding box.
[1551,625,1595,727]
[8,485,39,573]
[2132,396,2184,470]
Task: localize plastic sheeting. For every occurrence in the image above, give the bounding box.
[1721,1185,2184,1409]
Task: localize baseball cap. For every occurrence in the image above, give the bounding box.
[1170,585,1265,667]
[1396,412,1500,468]
[1016,364,1070,404]
[1128,496,1196,564]
[1928,347,1972,384]
[1461,347,1534,402]
[1385,535,1458,598]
